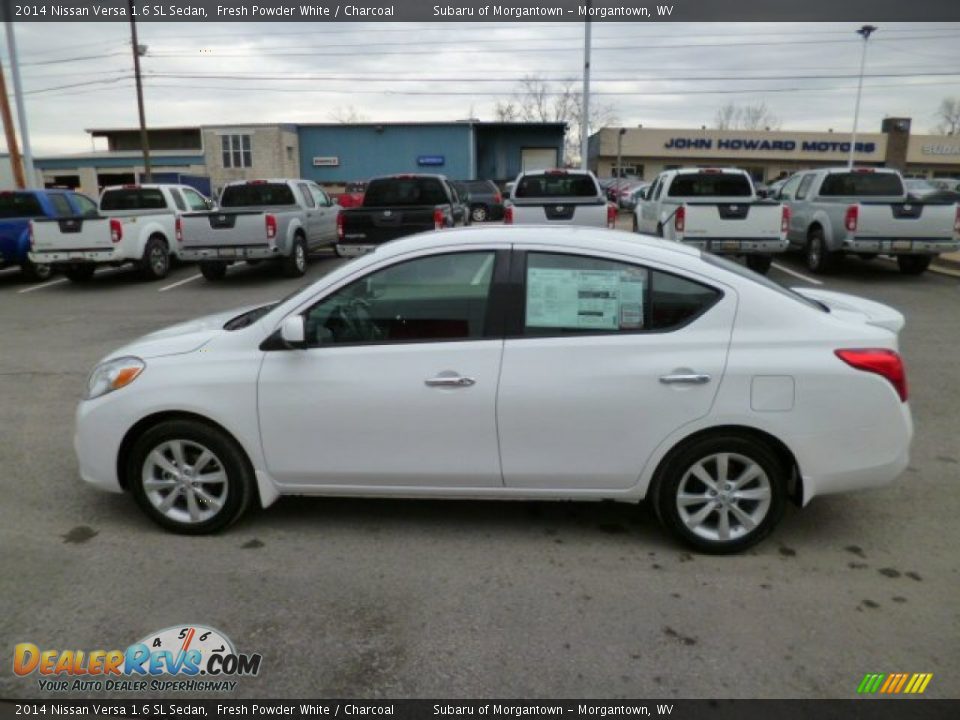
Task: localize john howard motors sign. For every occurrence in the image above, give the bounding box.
[663,137,878,154]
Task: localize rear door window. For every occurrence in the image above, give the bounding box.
[514,173,599,199]
[100,188,168,211]
[181,188,209,211]
[48,194,73,217]
[667,173,753,197]
[170,189,187,212]
[298,183,316,208]
[819,172,904,196]
[220,183,297,207]
[795,174,814,200]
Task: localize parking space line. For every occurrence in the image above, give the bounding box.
[16,278,68,294]
[771,263,824,286]
[159,274,202,292]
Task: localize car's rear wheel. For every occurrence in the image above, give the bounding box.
[897,254,931,275]
[20,260,52,282]
[282,235,308,277]
[653,433,787,554]
[199,261,227,280]
[805,227,838,274]
[470,205,488,222]
[64,265,95,283]
[140,235,170,280]
[745,255,773,275]
[127,419,253,534]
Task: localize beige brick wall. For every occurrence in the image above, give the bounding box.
[203,127,300,194]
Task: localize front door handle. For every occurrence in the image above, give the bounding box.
[659,373,711,385]
[425,375,476,388]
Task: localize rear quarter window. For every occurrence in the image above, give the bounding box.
[667,173,753,197]
[100,188,168,211]
[515,174,600,199]
[220,183,297,207]
[819,172,904,197]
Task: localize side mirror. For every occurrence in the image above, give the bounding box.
[280,315,306,348]
[205,199,218,211]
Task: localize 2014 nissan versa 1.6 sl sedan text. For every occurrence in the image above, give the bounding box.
[75,227,913,553]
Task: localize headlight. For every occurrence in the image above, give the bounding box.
[85,356,145,400]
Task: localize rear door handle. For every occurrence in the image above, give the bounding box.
[425,375,476,388]
[659,373,711,385]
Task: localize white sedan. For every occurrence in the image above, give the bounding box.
[75,227,912,553]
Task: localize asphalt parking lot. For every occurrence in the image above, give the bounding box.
[1,238,958,699]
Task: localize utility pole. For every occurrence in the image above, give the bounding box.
[580,1,591,170]
[4,15,33,187]
[848,24,877,169]
[129,0,151,182]
[0,56,25,188]
[616,128,626,198]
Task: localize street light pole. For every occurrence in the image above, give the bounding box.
[580,1,591,170]
[4,20,35,187]
[129,0,152,182]
[848,24,877,169]
[616,127,626,198]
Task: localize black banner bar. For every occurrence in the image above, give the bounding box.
[4,0,960,22]
[1,700,959,720]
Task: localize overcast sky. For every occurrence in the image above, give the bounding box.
[3,21,959,155]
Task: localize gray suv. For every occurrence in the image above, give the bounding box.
[452,180,505,222]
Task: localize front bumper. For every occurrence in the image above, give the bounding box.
[178,244,280,261]
[29,248,122,266]
[74,397,129,494]
[841,237,960,255]
[680,237,789,255]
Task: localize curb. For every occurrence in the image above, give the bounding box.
[932,255,960,274]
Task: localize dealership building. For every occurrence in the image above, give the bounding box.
[588,118,960,183]
[34,121,566,196]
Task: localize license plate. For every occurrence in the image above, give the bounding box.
[69,252,86,259]
[892,240,912,251]
[716,240,740,251]
[218,248,236,257]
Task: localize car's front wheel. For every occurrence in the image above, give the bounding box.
[282,236,307,277]
[127,419,254,534]
[20,260,53,282]
[653,433,787,554]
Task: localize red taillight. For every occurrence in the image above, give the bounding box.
[674,206,686,234]
[835,349,908,402]
[433,208,445,230]
[781,205,791,234]
[175,216,183,243]
[699,168,722,174]
[954,206,960,234]
[545,169,568,175]
[265,214,277,241]
[504,206,513,224]
[337,213,344,241]
[493,191,502,204]
[248,180,267,185]
[607,203,617,229]
[109,218,123,244]
[844,205,859,233]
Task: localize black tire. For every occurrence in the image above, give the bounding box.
[20,260,53,282]
[470,205,488,223]
[745,254,773,275]
[805,226,838,274]
[64,265,95,283]
[199,261,228,281]
[858,253,878,261]
[282,235,308,278]
[127,419,254,535]
[140,235,170,280]
[897,254,931,275]
[652,433,788,554]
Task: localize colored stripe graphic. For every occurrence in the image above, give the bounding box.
[859,672,933,694]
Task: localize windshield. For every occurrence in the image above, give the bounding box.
[700,253,827,312]
[514,173,599,198]
[668,173,753,197]
[363,177,448,206]
[819,172,904,197]
[221,183,296,207]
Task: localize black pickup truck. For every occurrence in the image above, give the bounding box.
[335,174,468,257]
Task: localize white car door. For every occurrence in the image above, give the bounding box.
[257,249,507,489]
[309,184,338,243]
[640,175,664,234]
[497,248,736,491]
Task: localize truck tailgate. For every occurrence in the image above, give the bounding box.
[341,207,436,244]
[30,217,113,252]
[509,198,607,226]
[180,211,269,248]
[682,202,784,238]
[855,202,958,240]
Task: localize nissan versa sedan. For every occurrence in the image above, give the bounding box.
[74,227,912,553]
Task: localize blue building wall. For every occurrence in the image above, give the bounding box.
[476,125,566,181]
[298,124,473,183]
[35,154,205,170]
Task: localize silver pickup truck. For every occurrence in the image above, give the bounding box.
[505,169,616,228]
[777,167,960,275]
[178,179,339,280]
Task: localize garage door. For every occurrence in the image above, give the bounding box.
[521,148,559,172]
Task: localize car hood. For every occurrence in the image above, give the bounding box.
[793,288,905,333]
[109,306,260,360]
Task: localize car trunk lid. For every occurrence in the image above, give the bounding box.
[793,288,904,333]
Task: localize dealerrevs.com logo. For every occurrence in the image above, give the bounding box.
[14,625,262,693]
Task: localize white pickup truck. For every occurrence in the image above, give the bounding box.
[178,179,339,280]
[776,167,960,274]
[504,169,616,228]
[28,184,212,282]
[633,168,789,274]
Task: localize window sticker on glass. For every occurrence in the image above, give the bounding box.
[526,267,646,330]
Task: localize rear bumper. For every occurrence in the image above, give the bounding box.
[178,244,280,261]
[841,236,960,255]
[29,248,123,265]
[680,237,789,254]
[336,243,378,257]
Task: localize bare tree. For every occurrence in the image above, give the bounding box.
[714,101,781,131]
[933,97,960,135]
[494,74,618,165]
[328,105,368,123]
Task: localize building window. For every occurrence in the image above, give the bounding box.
[221,134,252,168]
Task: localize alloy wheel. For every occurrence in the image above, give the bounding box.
[142,439,229,525]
